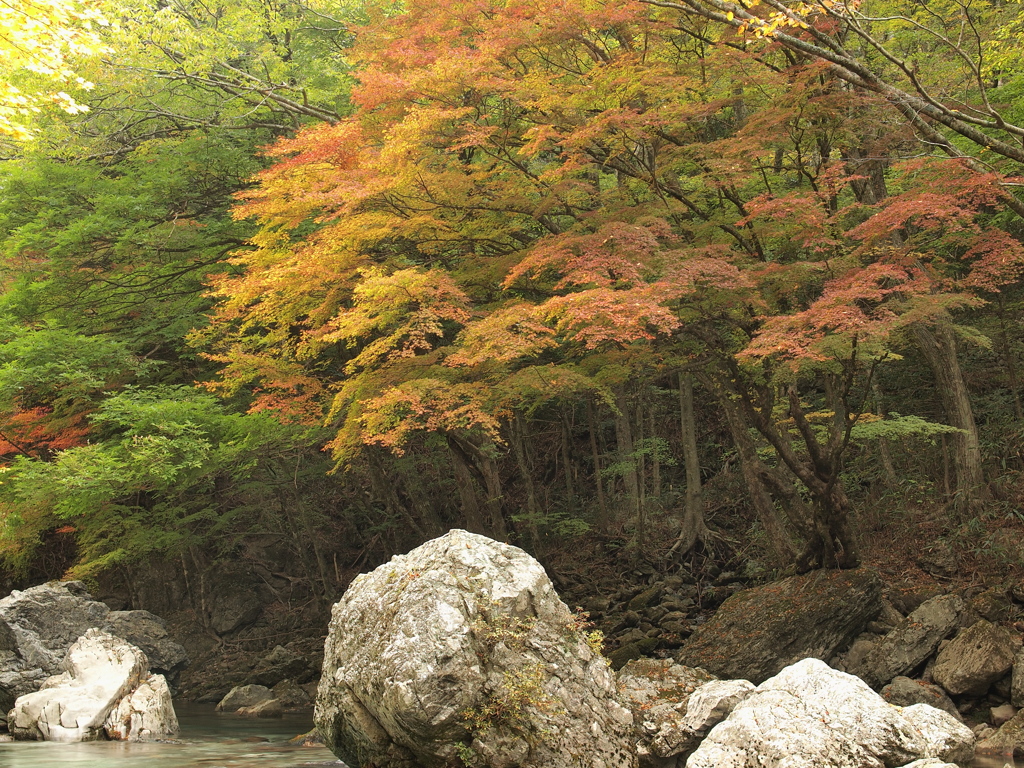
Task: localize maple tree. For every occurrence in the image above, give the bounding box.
[200,0,1024,570]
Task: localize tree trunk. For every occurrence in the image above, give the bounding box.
[670,372,707,558]
[996,293,1023,421]
[914,316,987,513]
[713,384,797,565]
[448,433,508,539]
[366,449,428,539]
[613,386,640,525]
[448,442,489,535]
[560,411,576,514]
[871,381,898,489]
[511,413,542,552]
[587,397,610,531]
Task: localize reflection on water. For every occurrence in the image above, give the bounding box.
[974,756,1021,768]
[0,704,344,768]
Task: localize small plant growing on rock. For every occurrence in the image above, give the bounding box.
[472,611,538,651]
[567,607,608,661]
[454,740,479,767]
[461,663,564,735]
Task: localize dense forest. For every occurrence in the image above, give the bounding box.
[2,0,1024,605]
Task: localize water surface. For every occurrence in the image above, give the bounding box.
[1,704,1016,768]
[0,704,343,768]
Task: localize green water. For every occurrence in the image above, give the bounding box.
[0,704,1015,768]
[0,704,344,768]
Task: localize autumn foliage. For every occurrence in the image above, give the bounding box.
[2,0,1022,582]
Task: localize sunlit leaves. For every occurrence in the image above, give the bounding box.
[0,0,108,138]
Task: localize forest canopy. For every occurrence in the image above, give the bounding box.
[2,0,1024,586]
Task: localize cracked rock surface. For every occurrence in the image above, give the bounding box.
[315,529,635,768]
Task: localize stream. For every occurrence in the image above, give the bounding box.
[0,704,344,768]
[0,703,1018,768]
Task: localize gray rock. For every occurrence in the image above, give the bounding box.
[881,677,960,720]
[216,684,274,712]
[609,637,660,670]
[629,585,664,612]
[271,678,312,708]
[839,636,877,672]
[898,758,960,768]
[250,645,308,687]
[0,581,110,710]
[8,628,175,742]
[685,658,975,768]
[238,698,284,718]
[1013,582,1024,604]
[991,704,1017,727]
[616,659,717,763]
[918,541,958,578]
[1012,647,1024,708]
[931,620,1021,696]
[683,679,756,733]
[879,600,905,627]
[851,594,964,689]
[316,529,635,768]
[102,610,188,681]
[971,587,1014,623]
[207,576,262,635]
[1,582,186,718]
[103,673,179,741]
[675,569,882,684]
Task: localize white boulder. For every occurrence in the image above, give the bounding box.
[685,658,974,768]
[104,673,178,741]
[8,628,176,742]
[315,529,635,768]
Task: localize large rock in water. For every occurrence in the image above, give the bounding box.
[0,581,188,717]
[8,628,177,742]
[675,569,882,683]
[103,672,179,741]
[316,529,635,768]
[686,658,975,768]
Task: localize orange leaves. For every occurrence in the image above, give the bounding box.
[343,378,501,455]
[540,286,682,348]
[741,260,965,365]
[204,0,1024,464]
[960,230,1024,291]
[0,407,90,461]
[314,267,471,373]
[448,304,558,366]
[506,221,666,290]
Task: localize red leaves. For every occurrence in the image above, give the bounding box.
[0,407,90,462]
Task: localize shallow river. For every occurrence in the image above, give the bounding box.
[0,704,1018,768]
[0,704,344,768]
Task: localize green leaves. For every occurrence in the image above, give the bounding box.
[0,385,324,576]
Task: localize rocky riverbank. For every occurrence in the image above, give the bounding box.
[311,530,1022,768]
[4,529,1024,764]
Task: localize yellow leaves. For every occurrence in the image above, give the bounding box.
[981,1,1024,78]
[315,267,471,373]
[447,304,558,366]
[0,0,110,137]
